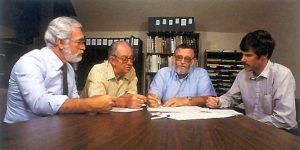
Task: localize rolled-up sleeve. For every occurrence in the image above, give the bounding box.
[15,58,67,115]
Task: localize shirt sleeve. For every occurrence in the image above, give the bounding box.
[196,69,217,96]
[269,70,297,129]
[219,76,242,108]
[84,66,108,97]
[15,58,67,115]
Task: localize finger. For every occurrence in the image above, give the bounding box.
[148,99,159,104]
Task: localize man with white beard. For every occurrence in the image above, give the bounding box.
[4,16,115,123]
[147,44,216,107]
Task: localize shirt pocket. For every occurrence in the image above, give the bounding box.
[262,94,273,115]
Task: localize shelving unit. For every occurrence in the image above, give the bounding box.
[143,32,200,94]
[204,50,243,96]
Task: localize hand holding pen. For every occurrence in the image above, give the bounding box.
[147,93,161,108]
[115,91,147,108]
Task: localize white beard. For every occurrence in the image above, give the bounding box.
[62,46,82,63]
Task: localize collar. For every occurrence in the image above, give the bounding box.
[44,47,65,71]
[171,66,192,80]
[249,60,272,80]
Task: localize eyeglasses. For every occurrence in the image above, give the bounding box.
[70,39,86,47]
[112,55,135,63]
[175,55,193,63]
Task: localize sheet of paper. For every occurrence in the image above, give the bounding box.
[147,106,243,120]
[110,107,143,113]
[147,106,210,113]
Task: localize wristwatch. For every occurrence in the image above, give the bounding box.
[187,96,192,105]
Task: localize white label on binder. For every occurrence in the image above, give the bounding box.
[120,39,124,41]
[169,20,173,25]
[91,39,96,45]
[181,19,187,26]
[97,39,102,45]
[86,39,91,45]
[126,39,130,43]
[175,18,180,24]
[156,19,160,25]
[188,18,193,24]
[102,39,108,45]
[113,39,119,42]
[162,19,167,24]
[108,39,113,46]
[134,39,139,46]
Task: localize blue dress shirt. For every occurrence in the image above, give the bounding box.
[148,67,216,103]
[4,47,79,123]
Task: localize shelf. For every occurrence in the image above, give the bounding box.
[204,49,243,96]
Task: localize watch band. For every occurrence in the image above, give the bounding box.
[187,96,192,105]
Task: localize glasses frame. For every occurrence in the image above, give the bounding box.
[174,55,193,63]
[70,39,86,47]
[112,55,135,64]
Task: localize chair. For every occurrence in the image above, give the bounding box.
[0,88,7,122]
[293,98,300,136]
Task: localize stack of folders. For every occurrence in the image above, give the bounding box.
[148,17,195,33]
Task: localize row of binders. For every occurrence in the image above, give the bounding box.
[148,17,195,33]
[85,38,140,46]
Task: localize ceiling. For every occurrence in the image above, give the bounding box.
[70,0,300,33]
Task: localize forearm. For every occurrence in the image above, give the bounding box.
[189,96,209,106]
[58,98,94,113]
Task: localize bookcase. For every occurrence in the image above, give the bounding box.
[204,50,243,96]
[143,32,200,94]
[76,36,143,94]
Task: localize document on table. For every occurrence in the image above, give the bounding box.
[147,106,243,120]
[110,107,143,113]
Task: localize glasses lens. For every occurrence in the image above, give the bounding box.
[175,55,192,63]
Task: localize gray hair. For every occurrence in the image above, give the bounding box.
[108,41,132,57]
[44,16,82,49]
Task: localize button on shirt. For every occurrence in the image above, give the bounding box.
[80,61,137,98]
[4,47,79,123]
[219,61,297,129]
[149,67,216,103]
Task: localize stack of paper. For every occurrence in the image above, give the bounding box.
[147,106,242,120]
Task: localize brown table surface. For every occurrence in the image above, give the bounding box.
[1,109,300,150]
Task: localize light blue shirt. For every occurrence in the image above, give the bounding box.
[149,67,216,103]
[4,47,79,123]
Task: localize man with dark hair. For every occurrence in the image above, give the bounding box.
[207,30,297,130]
[147,43,216,107]
[81,41,147,108]
[4,17,115,123]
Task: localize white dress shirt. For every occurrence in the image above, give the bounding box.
[4,47,79,123]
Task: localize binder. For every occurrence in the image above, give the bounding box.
[148,17,156,32]
[174,17,181,32]
[85,38,91,46]
[167,17,175,32]
[180,17,188,32]
[96,39,102,45]
[161,17,168,32]
[154,17,161,32]
[187,17,195,32]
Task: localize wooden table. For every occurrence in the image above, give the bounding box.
[1,109,300,150]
